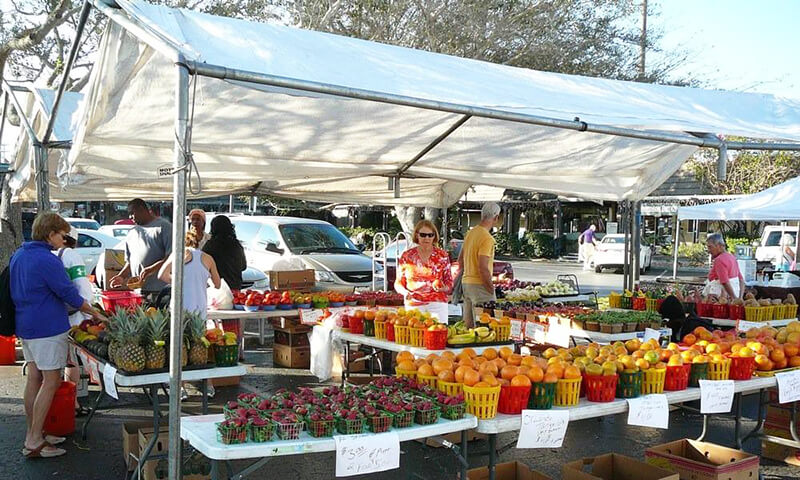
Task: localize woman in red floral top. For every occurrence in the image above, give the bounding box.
[394,220,454,323]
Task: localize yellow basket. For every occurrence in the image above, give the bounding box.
[409,327,426,348]
[417,374,439,389]
[645,298,660,312]
[641,368,666,395]
[785,304,799,320]
[744,306,766,322]
[375,321,387,340]
[463,384,501,419]
[394,325,411,345]
[763,305,776,321]
[493,323,511,342]
[554,377,582,407]
[707,359,731,380]
[437,379,464,397]
[608,293,622,309]
[772,305,786,321]
[395,367,417,381]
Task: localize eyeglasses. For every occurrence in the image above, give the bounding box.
[418,232,436,238]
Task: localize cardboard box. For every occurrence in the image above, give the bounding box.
[212,376,241,387]
[644,439,758,480]
[273,324,311,348]
[273,344,310,369]
[122,421,155,471]
[766,404,800,430]
[332,350,368,376]
[269,269,315,291]
[103,249,127,290]
[563,453,679,480]
[761,423,800,466]
[467,461,552,480]
[424,429,487,448]
[138,426,170,480]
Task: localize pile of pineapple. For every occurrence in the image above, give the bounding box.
[103,307,211,373]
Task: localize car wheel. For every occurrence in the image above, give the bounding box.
[595,266,602,273]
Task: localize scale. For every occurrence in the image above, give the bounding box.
[769,271,800,288]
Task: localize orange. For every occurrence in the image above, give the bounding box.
[546,364,564,379]
[482,348,498,360]
[789,356,800,368]
[563,365,581,379]
[510,374,532,387]
[397,360,416,371]
[493,358,507,370]
[463,368,480,387]
[454,366,468,383]
[520,356,537,367]
[517,365,531,376]
[414,358,427,369]
[784,344,800,358]
[542,372,559,383]
[473,381,490,388]
[425,353,440,364]
[432,359,454,375]
[438,369,455,382]
[683,334,697,346]
[479,361,499,376]
[775,357,788,370]
[500,365,519,381]
[507,354,523,366]
[397,351,414,363]
[481,373,499,386]
[458,357,475,368]
[364,310,376,321]
[499,347,513,360]
[462,347,477,358]
[418,363,434,376]
[441,351,457,361]
[456,351,471,362]
[527,366,544,383]
[771,348,786,364]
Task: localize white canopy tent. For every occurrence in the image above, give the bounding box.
[24,1,800,476]
[678,177,800,221]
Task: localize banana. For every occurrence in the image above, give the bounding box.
[474,327,490,335]
[448,333,477,345]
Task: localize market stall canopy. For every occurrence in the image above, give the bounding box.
[60,0,800,206]
[678,177,800,221]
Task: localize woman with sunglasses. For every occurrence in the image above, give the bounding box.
[394,220,453,323]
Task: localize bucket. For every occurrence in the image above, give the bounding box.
[0,336,16,365]
[44,381,76,436]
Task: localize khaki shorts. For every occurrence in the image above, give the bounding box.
[462,283,496,326]
[22,332,69,371]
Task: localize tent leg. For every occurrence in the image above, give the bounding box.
[622,202,629,291]
[167,60,191,480]
[673,215,680,280]
[633,201,641,285]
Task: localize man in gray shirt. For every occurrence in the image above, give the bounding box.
[110,198,173,298]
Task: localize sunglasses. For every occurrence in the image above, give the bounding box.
[418,232,436,238]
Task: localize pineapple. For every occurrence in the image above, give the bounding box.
[185,311,210,366]
[117,312,146,373]
[107,309,130,366]
[145,309,168,370]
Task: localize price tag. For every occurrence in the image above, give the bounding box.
[525,322,546,343]
[627,394,669,429]
[546,323,571,348]
[300,308,325,325]
[510,319,523,340]
[699,380,734,414]
[335,432,400,477]
[736,320,763,333]
[643,328,661,343]
[103,364,119,400]
[516,410,569,448]
[775,370,800,404]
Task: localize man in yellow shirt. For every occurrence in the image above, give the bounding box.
[458,202,501,327]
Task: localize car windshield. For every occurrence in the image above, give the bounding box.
[279,224,360,254]
[602,236,625,244]
[764,231,797,247]
[71,220,100,230]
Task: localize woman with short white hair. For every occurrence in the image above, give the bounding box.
[777,233,796,271]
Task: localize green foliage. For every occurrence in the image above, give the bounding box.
[678,243,708,266]
[521,232,555,259]
[726,237,753,253]
[339,227,379,247]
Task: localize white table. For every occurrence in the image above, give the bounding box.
[333,330,510,357]
[207,308,300,345]
[541,294,594,304]
[710,317,794,328]
[568,327,672,343]
[181,414,477,479]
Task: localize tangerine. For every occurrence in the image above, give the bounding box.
[499,347,513,360]
[397,360,416,371]
[481,373,499,386]
[493,357,507,369]
[511,374,532,387]
[425,353,440,364]
[455,366,468,383]
[483,348,498,360]
[441,351,457,361]
[507,354,523,366]
[479,361,499,376]
[458,357,475,368]
[542,372,559,383]
[432,358,454,375]
[438,369,455,382]
[563,365,581,379]
[462,347,477,358]
[473,381,490,388]
[396,351,415,363]
[527,366,544,383]
[520,356,537,367]
[463,368,480,386]
[418,363,434,376]
[500,365,519,380]
[546,364,564,379]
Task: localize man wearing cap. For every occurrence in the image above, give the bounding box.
[188,209,211,249]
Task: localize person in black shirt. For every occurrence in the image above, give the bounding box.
[659,295,715,342]
[202,215,247,290]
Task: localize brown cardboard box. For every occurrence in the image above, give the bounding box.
[761,422,800,466]
[273,325,311,347]
[122,421,156,471]
[332,350,367,376]
[137,426,170,480]
[103,249,127,290]
[273,344,310,369]
[645,439,759,480]
[424,429,487,448]
[467,461,552,480]
[766,404,800,430]
[563,454,679,480]
[269,269,315,291]
[212,376,241,387]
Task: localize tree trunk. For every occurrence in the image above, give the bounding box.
[0,176,23,270]
[394,206,422,234]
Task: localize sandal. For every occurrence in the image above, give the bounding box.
[75,406,91,418]
[22,441,66,459]
[44,434,66,445]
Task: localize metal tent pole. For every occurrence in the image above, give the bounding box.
[633,201,641,285]
[622,202,629,291]
[167,60,191,480]
[673,215,680,279]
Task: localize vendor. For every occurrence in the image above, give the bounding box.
[705,233,744,300]
[659,295,713,342]
[394,220,454,323]
[776,233,796,271]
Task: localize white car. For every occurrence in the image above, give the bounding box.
[74,229,123,275]
[65,217,101,230]
[591,234,653,274]
[98,224,134,240]
[755,226,797,264]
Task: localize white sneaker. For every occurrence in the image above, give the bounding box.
[206,385,215,398]
[180,386,189,401]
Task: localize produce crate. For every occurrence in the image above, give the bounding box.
[273,420,304,440]
[417,374,439,389]
[423,329,447,350]
[394,325,411,345]
[395,367,417,381]
[664,364,691,391]
[554,377,581,407]
[585,374,618,403]
[696,303,713,317]
[437,379,463,397]
[366,414,393,433]
[729,305,745,321]
[608,293,622,309]
[216,423,247,445]
[100,291,143,314]
[248,422,275,443]
[785,304,798,319]
[711,303,729,319]
[386,322,395,342]
[388,409,414,429]
[645,298,663,312]
[409,327,426,348]
[641,368,666,395]
[375,321,387,340]
[689,363,708,387]
[497,384,532,414]
[763,305,776,321]
[773,305,787,320]
[306,418,335,438]
[214,344,238,367]
[632,297,646,311]
[527,382,556,409]
[619,296,632,309]
[729,356,755,380]
[463,384,501,419]
[707,359,731,380]
[493,324,511,342]
[438,402,466,420]
[414,406,441,425]
[336,417,365,435]
[363,319,375,337]
[745,306,767,322]
[617,371,642,398]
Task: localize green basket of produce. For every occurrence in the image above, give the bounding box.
[363,319,375,337]
[214,344,239,367]
[438,402,466,420]
[336,416,365,435]
[306,417,336,438]
[366,414,393,433]
[689,363,708,388]
[527,382,556,410]
[248,419,274,442]
[616,371,642,398]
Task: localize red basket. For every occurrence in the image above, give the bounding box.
[100,290,143,313]
[711,304,729,319]
[729,305,745,321]
[497,385,532,414]
[349,316,364,335]
[696,303,713,317]
[584,374,618,403]
[729,356,756,380]
[386,323,395,342]
[632,297,646,311]
[664,364,691,391]
[423,329,447,350]
[0,335,16,365]
[580,372,587,397]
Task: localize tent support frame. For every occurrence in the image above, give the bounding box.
[672,214,680,279]
[396,114,472,176]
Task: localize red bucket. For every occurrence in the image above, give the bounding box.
[711,304,729,319]
[696,303,713,317]
[423,329,447,350]
[349,316,364,335]
[664,364,691,391]
[584,374,618,403]
[497,385,531,414]
[44,381,76,436]
[632,297,646,311]
[0,336,16,365]
[730,356,756,380]
[729,305,745,321]
[100,290,142,314]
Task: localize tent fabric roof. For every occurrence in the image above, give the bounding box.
[677,177,800,221]
[56,0,800,206]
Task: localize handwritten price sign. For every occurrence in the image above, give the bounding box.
[643,328,661,343]
[103,364,119,400]
[335,432,400,477]
[516,410,569,448]
[775,370,800,404]
[699,380,734,414]
[510,319,523,341]
[627,394,669,429]
[546,323,571,348]
[525,322,546,344]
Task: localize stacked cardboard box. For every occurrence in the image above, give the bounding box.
[762,387,800,466]
[645,439,759,480]
[272,319,311,369]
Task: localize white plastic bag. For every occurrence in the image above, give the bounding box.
[207,278,234,310]
[310,324,334,381]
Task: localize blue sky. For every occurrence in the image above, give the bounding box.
[653,0,798,98]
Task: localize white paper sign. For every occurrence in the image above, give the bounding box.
[300,308,325,325]
[627,394,669,429]
[103,364,119,400]
[643,328,661,343]
[335,432,400,477]
[699,380,735,414]
[737,320,763,333]
[525,322,546,344]
[546,323,571,348]
[775,370,800,404]
[516,409,569,448]
[510,319,523,340]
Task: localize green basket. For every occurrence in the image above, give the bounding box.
[306,418,336,438]
[363,319,375,337]
[216,424,248,445]
[248,422,275,443]
[214,344,239,367]
[438,402,466,420]
[336,417,365,435]
[527,382,556,410]
[366,415,393,433]
[619,296,632,309]
[387,409,414,428]
[689,363,708,388]
[414,407,440,426]
[272,420,304,440]
[617,371,643,398]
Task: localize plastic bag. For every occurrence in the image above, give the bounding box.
[207,278,234,310]
[310,324,334,381]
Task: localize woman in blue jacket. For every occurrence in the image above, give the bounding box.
[10,213,105,459]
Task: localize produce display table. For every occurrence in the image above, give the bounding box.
[180,413,477,480]
[568,327,672,343]
[710,318,794,329]
[207,309,300,346]
[473,376,780,480]
[70,342,247,480]
[541,293,596,304]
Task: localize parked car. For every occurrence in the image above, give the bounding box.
[99,224,134,240]
[74,228,122,275]
[65,217,101,230]
[447,238,514,282]
[219,215,381,292]
[591,234,652,273]
[755,226,797,264]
